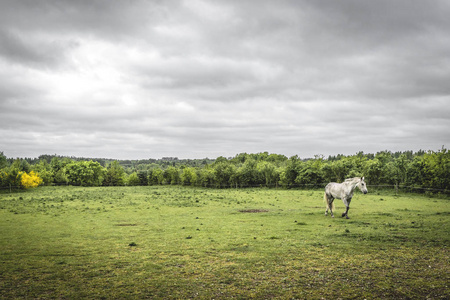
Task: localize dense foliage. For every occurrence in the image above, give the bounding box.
[1,148,449,192]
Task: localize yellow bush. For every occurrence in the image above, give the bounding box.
[21,171,43,188]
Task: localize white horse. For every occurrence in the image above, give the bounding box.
[324,177,368,219]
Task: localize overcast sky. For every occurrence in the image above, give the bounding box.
[1,0,449,160]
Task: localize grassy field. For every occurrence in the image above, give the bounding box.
[0,186,449,299]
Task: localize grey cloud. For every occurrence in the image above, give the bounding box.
[0,0,449,159]
[134,57,260,91]
[0,29,77,69]
[0,0,166,38]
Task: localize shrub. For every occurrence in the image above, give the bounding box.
[21,171,43,188]
[126,172,140,186]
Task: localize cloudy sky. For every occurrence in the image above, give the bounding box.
[1,0,449,160]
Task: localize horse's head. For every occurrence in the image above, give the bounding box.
[357,177,368,194]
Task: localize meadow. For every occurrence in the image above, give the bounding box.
[0,186,448,299]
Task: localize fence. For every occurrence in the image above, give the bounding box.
[1,183,449,195]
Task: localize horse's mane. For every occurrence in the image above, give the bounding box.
[344,177,360,182]
[344,177,361,182]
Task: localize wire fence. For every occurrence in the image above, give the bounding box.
[1,182,449,195]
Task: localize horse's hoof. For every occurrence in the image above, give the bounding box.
[342,213,346,217]
[331,215,334,218]
[346,216,350,219]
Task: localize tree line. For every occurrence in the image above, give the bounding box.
[1,148,449,192]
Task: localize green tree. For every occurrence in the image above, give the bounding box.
[163,166,180,185]
[11,159,31,173]
[0,167,23,190]
[364,159,383,185]
[213,162,236,188]
[0,152,8,169]
[65,161,105,186]
[103,161,125,186]
[296,157,324,186]
[345,152,367,178]
[137,171,148,186]
[0,169,5,187]
[214,156,228,164]
[322,159,351,183]
[235,159,260,187]
[279,156,301,188]
[148,168,164,185]
[180,167,198,186]
[232,153,249,164]
[51,157,71,184]
[199,166,215,187]
[391,154,410,185]
[406,155,428,187]
[266,153,288,165]
[31,160,53,185]
[376,152,397,184]
[126,172,140,186]
[50,157,63,173]
[257,161,279,187]
[420,148,450,190]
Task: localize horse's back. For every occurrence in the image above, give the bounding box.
[325,182,342,198]
[325,182,339,190]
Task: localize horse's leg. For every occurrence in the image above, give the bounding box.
[342,198,351,219]
[343,206,350,219]
[329,197,334,218]
[325,193,334,217]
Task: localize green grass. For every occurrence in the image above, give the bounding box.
[1,186,449,299]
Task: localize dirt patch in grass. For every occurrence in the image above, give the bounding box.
[115,223,138,226]
[239,209,269,213]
